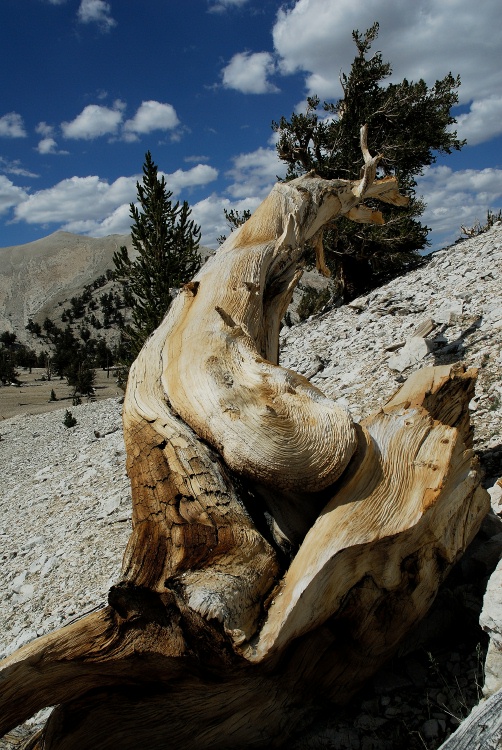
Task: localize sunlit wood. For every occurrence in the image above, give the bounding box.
[0,128,488,749]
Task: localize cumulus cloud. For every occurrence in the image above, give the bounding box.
[456,96,502,145]
[191,194,261,247]
[225,147,285,199]
[36,137,69,155]
[272,0,502,143]
[13,175,137,226]
[0,113,27,138]
[161,164,218,193]
[417,165,502,248]
[12,164,218,236]
[0,175,28,215]
[34,122,68,155]
[36,138,58,155]
[222,52,279,94]
[185,147,284,247]
[36,122,55,138]
[123,101,180,141]
[61,102,125,140]
[62,203,132,236]
[77,0,116,31]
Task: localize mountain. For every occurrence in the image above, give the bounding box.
[0,230,323,346]
[0,231,134,340]
[0,232,220,345]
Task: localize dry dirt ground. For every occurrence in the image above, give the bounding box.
[0,368,123,421]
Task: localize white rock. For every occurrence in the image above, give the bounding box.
[98,495,121,517]
[433,299,463,324]
[11,571,27,592]
[387,337,432,373]
[480,557,502,697]
[488,481,502,516]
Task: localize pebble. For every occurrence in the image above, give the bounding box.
[0,398,131,662]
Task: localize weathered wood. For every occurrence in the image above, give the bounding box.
[0,127,489,748]
[437,688,502,749]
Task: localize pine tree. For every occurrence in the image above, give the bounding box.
[273,22,465,302]
[217,208,252,245]
[113,152,201,362]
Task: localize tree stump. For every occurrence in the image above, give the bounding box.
[0,129,489,749]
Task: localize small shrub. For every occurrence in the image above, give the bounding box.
[63,409,77,428]
[49,389,57,402]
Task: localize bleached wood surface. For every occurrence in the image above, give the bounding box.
[0,130,490,749]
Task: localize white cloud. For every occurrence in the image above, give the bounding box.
[0,113,27,138]
[161,164,218,193]
[226,147,285,199]
[36,138,56,155]
[62,102,124,140]
[272,0,502,143]
[185,155,210,164]
[0,175,28,215]
[417,165,502,248]
[36,137,69,155]
[12,164,217,236]
[123,101,180,140]
[0,157,38,178]
[187,149,285,247]
[36,122,55,138]
[191,194,261,247]
[61,202,132,236]
[456,96,502,146]
[208,0,249,13]
[35,122,69,154]
[77,0,116,31]
[222,52,279,94]
[14,174,138,226]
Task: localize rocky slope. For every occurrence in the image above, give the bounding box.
[0,224,501,748]
[0,231,135,338]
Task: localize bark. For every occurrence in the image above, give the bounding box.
[0,128,490,748]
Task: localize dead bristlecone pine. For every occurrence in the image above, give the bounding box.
[0,127,490,749]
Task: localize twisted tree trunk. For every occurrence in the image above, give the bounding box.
[0,129,489,749]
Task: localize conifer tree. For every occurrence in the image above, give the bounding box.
[273,22,465,301]
[113,152,201,362]
[217,208,252,245]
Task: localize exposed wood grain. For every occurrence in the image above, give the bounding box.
[0,129,489,749]
[437,687,502,749]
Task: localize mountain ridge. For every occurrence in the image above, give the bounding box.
[0,231,134,338]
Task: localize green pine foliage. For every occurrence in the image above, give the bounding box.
[273,22,465,302]
[63,409,77,428]
[113,152,201,363]
[65,359,96,400]
[0,330,39,383]
[217,208,252,245]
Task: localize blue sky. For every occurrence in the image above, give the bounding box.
[1,0,501,252]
